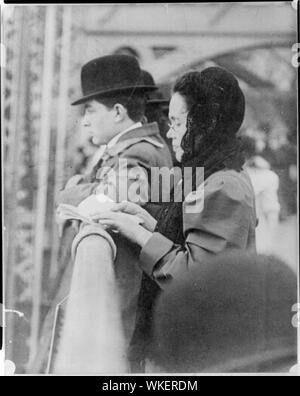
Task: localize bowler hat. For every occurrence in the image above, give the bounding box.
[141,69,169,107]
[72,55,157,106]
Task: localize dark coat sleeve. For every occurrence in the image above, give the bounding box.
[139,173,255,288]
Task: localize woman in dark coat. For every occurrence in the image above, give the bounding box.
[93,67,257,371]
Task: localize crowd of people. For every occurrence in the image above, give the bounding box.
[29,54,297,374]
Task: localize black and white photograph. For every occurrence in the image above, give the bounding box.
[1,2,299,376]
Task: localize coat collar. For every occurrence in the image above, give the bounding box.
[107,122,143,149]
[103,122,163,159]
[117,122,160,142]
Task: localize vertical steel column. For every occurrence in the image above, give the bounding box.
[3,6,28,361]
[28,5,57,365]
[49,5,72,280]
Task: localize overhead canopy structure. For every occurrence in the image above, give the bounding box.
[75,3,296,85]
[81,3,295,37]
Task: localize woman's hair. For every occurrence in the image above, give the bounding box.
[173,67,245,171]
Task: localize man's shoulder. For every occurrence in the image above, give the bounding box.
[107,130,172,167]
[122,136,165,154]
[122,137,172,167]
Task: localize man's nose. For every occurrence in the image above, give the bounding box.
[81,114,90,127]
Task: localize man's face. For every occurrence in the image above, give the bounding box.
[167,92,188,162]
[82,100,117,146]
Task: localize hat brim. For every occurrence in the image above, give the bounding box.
[147,98,169,106]
[71,85,157,106]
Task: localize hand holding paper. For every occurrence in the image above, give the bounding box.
[57,193,144,229]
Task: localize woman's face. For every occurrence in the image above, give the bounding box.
[167,92,189,162]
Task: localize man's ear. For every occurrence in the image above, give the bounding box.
[113,103,128,123]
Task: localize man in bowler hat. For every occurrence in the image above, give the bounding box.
[58,55,172,206]
[30,55,172,373]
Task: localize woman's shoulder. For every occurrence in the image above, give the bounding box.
[183,169,256,240]
[183,169,255,216]
[204,169,254,201]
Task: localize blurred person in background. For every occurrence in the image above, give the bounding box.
[141,69,176,165]
[263,132,297,220]
[151,252,297,373]
[93,67,257,372]
[243,134,280,254]
[113,46,141,62]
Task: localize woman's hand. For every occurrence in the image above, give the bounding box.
[91,211,153,248]
[108,201,157,232]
